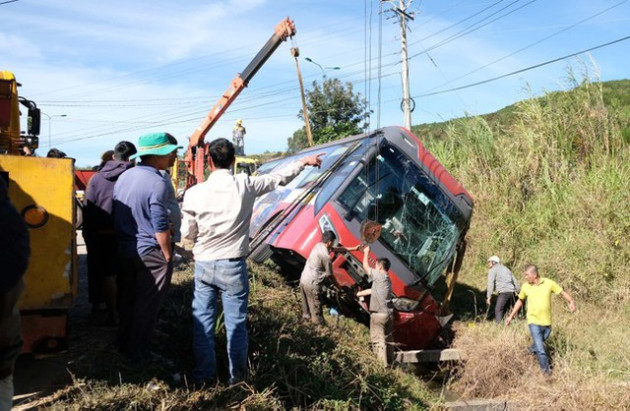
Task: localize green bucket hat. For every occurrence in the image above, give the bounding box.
[130,132,180,160]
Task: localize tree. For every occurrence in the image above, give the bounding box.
[287,78,369,153]
[287,128,308,154]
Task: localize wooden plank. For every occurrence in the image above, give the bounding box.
[445,399,518,410]
[395,348,464,363]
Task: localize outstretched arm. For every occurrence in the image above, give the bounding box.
[357,289,372,297]
[560,290,576,312]
[362,245,372,274]
[332,244,361,253]
[505,299,524,326]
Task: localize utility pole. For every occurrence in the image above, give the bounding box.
[291,47,314,147]
[385,0,414,129]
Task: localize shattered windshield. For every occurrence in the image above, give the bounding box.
[338,142,464,285]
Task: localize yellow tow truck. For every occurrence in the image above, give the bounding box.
[0,70,77,353]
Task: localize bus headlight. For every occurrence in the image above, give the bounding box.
[392,297,420,312]
[21,204,49,228]
[318,213,338,239]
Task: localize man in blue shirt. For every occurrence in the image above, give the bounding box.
[113,132,179,361]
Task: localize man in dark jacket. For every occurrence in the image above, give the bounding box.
[0,178,30,409]
[84,141,136,325]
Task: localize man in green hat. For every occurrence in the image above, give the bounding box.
[113,132,179,362]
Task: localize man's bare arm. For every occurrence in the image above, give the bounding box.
[505,299,523,326]
[560,290,576,312]
[155,231,172,262]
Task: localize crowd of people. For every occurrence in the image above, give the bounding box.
[81,133,324,385]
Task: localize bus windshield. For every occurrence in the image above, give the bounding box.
[338,142,464,285]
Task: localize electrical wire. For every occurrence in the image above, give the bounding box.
[414,34,630,98]
[422,0,629,93]
[408,0,507,47]
[407,0,539,62]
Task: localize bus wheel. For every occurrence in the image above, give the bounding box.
[250,242,273,264]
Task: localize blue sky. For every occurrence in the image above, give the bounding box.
[2,0,629,166]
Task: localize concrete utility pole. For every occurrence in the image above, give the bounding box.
[385,0,414,129]
[291,47,314,147]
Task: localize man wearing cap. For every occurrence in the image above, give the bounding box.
[181,138,323,385]
[113,132,179,361]
[486,256,520,324]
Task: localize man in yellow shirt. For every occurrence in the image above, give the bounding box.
[506,264,576,374]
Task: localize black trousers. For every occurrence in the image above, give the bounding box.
[84,231,119,305]
[117,248,173,359]
[494,292,516,324]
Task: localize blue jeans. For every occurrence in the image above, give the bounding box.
[192,258,249,384]
[528,324,552,374]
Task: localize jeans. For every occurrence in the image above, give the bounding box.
[192,258,249,384]
[528,324,552,373]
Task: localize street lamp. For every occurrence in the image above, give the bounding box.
[41,112,67,148]
[304,57,340,77]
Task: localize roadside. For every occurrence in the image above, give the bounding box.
[12,230,117,410]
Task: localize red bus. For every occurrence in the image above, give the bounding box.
[249,126,473,350]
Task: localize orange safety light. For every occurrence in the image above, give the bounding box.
[22,204,49,228]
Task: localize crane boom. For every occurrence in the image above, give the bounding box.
[185,17,296,187]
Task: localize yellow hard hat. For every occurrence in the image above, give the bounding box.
[237,119,243,125]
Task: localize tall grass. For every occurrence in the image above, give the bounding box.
[423,73,630,407]
[426,74,630,305]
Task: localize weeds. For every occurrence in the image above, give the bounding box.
[34,261,435,410]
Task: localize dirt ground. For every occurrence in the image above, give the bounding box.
[11,230,113,410]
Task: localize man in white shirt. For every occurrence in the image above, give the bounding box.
[181,138,322,385]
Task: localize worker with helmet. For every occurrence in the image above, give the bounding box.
[232,119,246,156]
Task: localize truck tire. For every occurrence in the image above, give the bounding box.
[249,241,273,264]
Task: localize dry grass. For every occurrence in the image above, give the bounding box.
[449,320,630,410]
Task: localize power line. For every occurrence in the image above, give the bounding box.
[408,0,506,47]
[422,0,629,93]
[407,0,539,62]
[415,34,630,98]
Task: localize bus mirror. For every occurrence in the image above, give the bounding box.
[28,107,41,136]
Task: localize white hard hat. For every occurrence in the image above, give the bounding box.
[487,256,500,264]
